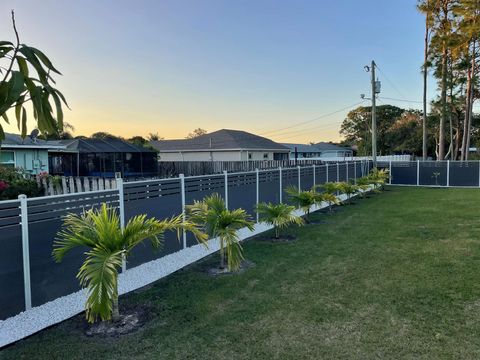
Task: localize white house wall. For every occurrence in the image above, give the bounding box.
[158,150,279,161]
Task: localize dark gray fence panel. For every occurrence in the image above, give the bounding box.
[259,170,280,204]
[391,162,417,185]
[282,168,298,203]
[184,175,225,247]
[0,200,24,320]
[450,161,479,187]
[27,191,119,307]
[327,163,337,182]
[315,165,327,187]
[419,161,447,186]
[228,172,257,217]
[338,163,347,182]
[300,167,314,191]
[124,179,183,266]
[347,162,356,182]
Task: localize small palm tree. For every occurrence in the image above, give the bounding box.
[255,202,304,239]
[320,182,340,195]
[285,186,323,222]
[186,193,255,272]
[53,203,207,323]
[337,181,359,205]
[356,177,371,198]
[368,168,389,192]
[321,192,340,213]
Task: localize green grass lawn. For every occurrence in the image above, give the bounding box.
[3,187,480,359]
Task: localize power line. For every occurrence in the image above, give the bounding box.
[375,64,409,101]
[378,96,422,104]
[258,100,366,136]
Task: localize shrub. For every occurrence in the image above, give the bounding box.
[0,166,42,200]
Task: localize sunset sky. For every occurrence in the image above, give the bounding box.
[0,0,427,143]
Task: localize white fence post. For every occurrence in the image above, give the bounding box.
[223,170,229,209]
[297,165,301,191]
[180,174,187,248]
[336,162,340,182]
[279,166,283,203]
[115,176,126,272]
[18,194,32,311]
[326,163,329,182]
[416,160,420,186]
[389,161,392,185]
[255,168,259,223]
[446,160,450,187]
[346,161,349,181]
[312,164,316,187]
[353,161,357,183]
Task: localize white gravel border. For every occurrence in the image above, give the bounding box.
[0,190,366,348]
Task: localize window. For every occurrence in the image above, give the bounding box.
[263,153,269,159]
[0,151,15,168]
[248,153,252,160]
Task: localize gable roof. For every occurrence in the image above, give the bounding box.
[59,137,155,153]
[281,143,322,153]
[150,129,289,152]
[313,142,352,152]
[1,133,65,150]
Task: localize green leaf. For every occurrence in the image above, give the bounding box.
[1,112,10,124]
[29,46,62,75]
[51,91,63,129]
[16,56,29,77]
[18,46,49,83]
[0,41,14,46]
[0,124,4,140]
[21,108,27,138]
[15,95,25,125]
[7,71,25,104]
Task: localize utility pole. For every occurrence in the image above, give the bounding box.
[362,61,380,168]
[370,60,378,168]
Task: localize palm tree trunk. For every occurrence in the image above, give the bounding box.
[422,5,429,160]
[112,281,120,322]
[439,43,448,160]
[465,41,476,161]
[219,239,225,269]
[274,226,280,239]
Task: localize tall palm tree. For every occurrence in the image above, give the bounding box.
[285,186,323,222]
[255,202,304,239]
[53,203,207,323]
[186,193,254,271]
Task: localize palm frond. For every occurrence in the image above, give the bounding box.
[255,202,304,230]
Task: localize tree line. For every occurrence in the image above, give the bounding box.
[342,1,479,160]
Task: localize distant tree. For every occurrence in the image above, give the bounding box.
[91,132,121,140]
[0,10,68,140]
[128,136,147,147]
[340,105,408,156]
[147,132,163,141]
[186,128,207,139]
[39,122,75,140]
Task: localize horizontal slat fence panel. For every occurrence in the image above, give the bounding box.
[26,191,120,307]
[0,200,24,320]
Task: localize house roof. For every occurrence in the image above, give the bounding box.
[150,129,290,152]
[281,143,322,153]
[313,142,352,152]
[1,133,66,150]
[58,137,155,153]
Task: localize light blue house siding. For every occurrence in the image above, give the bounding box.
[0,148,49,175]
[1,133,67,175]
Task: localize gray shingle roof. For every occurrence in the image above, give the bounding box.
[1,133,65,149]
[150,129,289,152]
[281,143,322,153]
[314,142,352,152]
